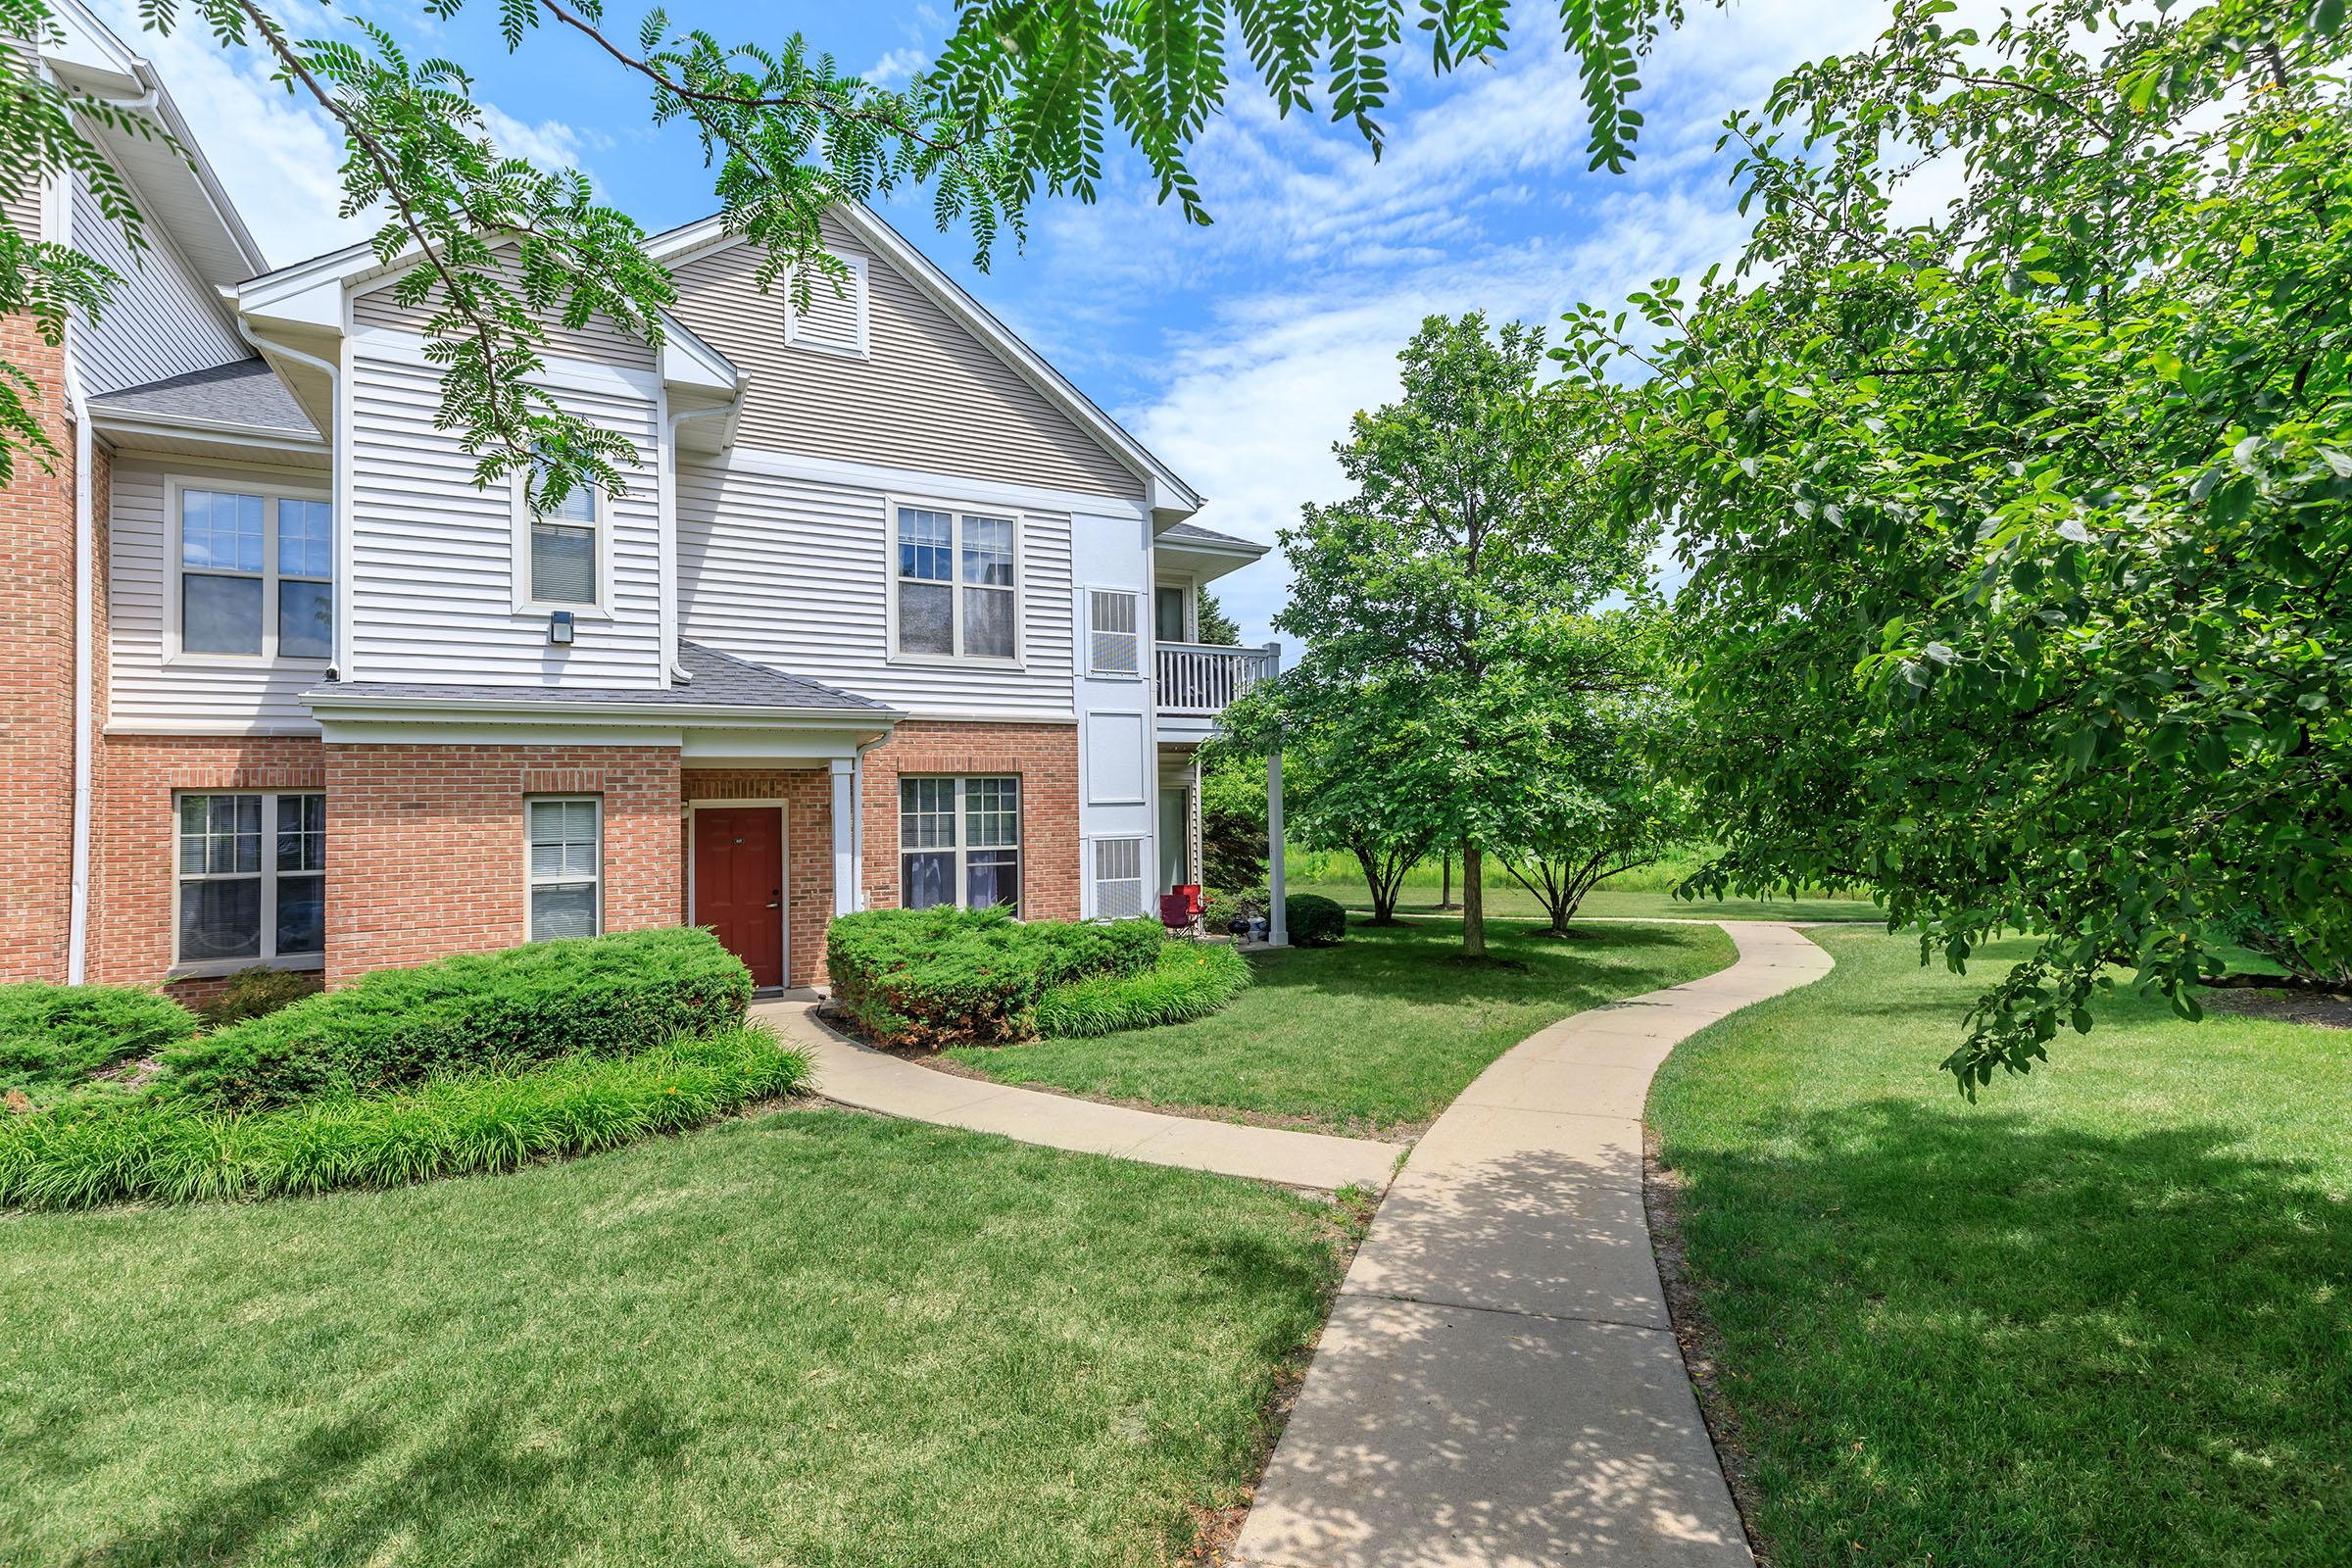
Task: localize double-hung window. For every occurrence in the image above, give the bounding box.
[900,776,1020,913]
[518,457,602,611]
[174,792,325,967]
[894,506,1017,661]
[176,484,332,660]
[526,798,602,940]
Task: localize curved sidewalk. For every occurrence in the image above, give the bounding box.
[1233,921,1835,1568]
[754,1000,1405,1193]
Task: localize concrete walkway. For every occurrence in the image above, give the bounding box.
[1233,921,1836,1568]
[754,1000,1405,1193]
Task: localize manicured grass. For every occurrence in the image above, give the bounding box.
[1,1109,1352,1568]
[1280,875,1883,925]
[948,915,1737,1138]
[1648,928,2352,1568]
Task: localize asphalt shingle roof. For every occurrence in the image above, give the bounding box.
[85,357,318,436]
[1160,520,1267,555]
[306,641,894,714]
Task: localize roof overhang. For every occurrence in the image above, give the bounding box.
[305,690,903,729]
[88,407,328,466]
[1155,531,1270,586]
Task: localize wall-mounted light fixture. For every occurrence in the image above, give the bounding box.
[548,609,575,646]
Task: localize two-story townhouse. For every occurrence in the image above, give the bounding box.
[2,1,1279,999]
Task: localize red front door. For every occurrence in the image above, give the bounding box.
[695,808,785,988]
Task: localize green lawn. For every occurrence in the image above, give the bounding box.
[1280,875,1884,926]
[2,1109,1351,1568]
[1648,928,2352,1568]
[948,915,1737,1138]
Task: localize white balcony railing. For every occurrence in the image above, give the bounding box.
[1155,640,1278,717]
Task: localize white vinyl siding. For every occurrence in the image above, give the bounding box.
[350,249,658,371]
[677,454,1077,716]
[108,462,330,731]
[667,216,1146,501]
[69,170,246,396]
[346,344,663,686]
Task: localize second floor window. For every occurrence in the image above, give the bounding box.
[525,462,601,609]
[895,505,1017,662]
[177,486,332,660]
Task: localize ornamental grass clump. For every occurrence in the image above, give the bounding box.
[165,928,753,1111]
[1036,942,1253,1037]
[825,908,1164,1048]
[0,1026,808,1211]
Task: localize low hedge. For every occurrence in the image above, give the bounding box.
[0,1026,808,1211]
[165,928,753,1111]
[826,908,1164,1049]
[1037,942,1253,1037]
[1285,893,1348,948]
[1,983,198,1108]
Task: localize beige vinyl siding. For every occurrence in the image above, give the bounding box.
[675,452,1078,717]
[667,218,1146,502]
[350,249,659,372]
[2,39,37,240]
[69,170,246,396]
[346,346,664,687]
[106,461,326,731]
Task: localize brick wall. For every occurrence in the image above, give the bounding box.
[681,766,834,987]
[857,718,1080,921]
[86,733,327,998]
[323,742,682,980]
[0,315,74,980]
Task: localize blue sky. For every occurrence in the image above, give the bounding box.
[103,0,1900,647]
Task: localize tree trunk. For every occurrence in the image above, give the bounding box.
[1355,845,1399,923]
[1438,851,1459,911]
[1461,838,1487,958]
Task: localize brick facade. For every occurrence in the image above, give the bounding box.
[322,743,683,980]
[856,718,1081,921]
[0,315,75,981]
[680,766,835,988]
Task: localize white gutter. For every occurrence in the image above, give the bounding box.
[235,319,343,672]
[662,401,737,685]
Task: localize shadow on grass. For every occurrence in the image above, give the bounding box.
[73,1396,696,1568]
[1664,1098,2352,1564]
[1240,921,1715,1009]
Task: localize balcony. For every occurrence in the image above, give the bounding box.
[1155,641,1277,739]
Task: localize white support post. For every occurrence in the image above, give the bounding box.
[828,758,858,916]
[1266,748,1288,947]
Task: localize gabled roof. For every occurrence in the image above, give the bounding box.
[304,640,896,718]
[86,358,317,436]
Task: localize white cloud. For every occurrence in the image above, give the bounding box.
[866,47,928,88]
[479,105,600,179]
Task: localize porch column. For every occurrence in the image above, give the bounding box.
[1266,748,1288,948]
[829,758,858,916]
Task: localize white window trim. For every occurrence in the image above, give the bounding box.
[170,790,327,976]
[510,473,613,619]
[885,497,1027,669]
[525,795,605,941]
[898,774,1022,914]
[164,474,334,668]
[685,799,791,988]
[783,252,870,360]
[1085,586,1147,681]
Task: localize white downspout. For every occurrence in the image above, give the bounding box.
[1264,641,1287,948]
[662,402,736,684]
[65,356,92,982]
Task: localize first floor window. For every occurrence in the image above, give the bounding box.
[175,792,325,965]
[901,776,1020,913]
[527,797,602,940]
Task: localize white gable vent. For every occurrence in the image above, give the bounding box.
[1089,589,1140,676]
[786,252,869,359]
[1094,837,1147,920]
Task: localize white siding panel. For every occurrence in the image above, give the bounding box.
[70,171,246,395]
[351,248,659,372]
[346,346,664,687]
[106,462,323,731]
[668,217,1145,502]
[676,453,1076,716]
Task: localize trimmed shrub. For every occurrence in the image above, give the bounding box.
[826,907,1164,1049]
[164,928,753,1111]
[194,967,324,1030]
[0,1025,808,1211]
[1,984,198,1107]
[1038,942,1253,1037]
[1285,894,1348,948]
